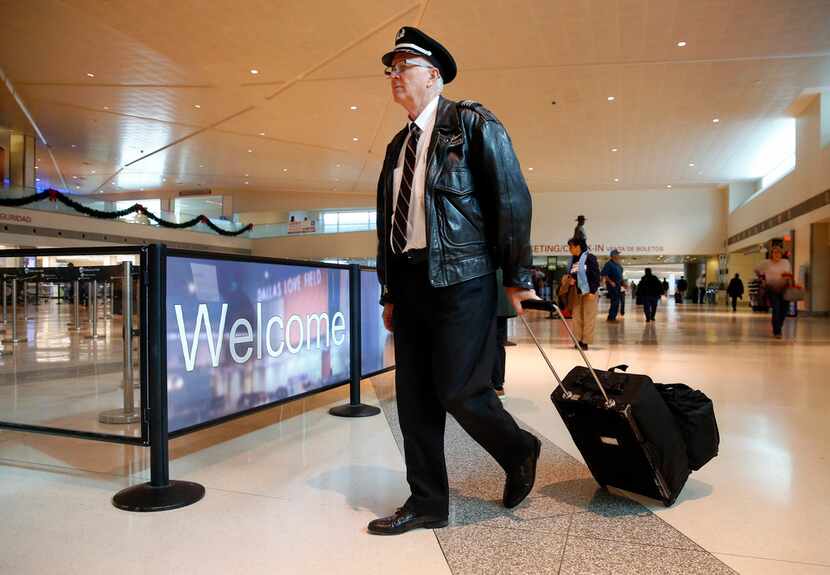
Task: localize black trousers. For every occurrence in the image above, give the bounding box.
[643,296,659,321]
[730,296,739,311]
[768,291,788,335]
[391,260,534,517]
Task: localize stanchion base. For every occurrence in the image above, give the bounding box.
[98,408,140,424]
[112,480,205,512]
[329,403,381,418]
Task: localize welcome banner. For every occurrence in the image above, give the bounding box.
[166,255,351,433]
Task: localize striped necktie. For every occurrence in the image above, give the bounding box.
[391,122,422,254]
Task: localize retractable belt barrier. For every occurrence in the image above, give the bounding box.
[0,245,392,513]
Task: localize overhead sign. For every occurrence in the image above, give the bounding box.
[532,243,665,255]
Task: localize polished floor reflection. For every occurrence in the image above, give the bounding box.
[0,299,139,438]
[0,299,828,574]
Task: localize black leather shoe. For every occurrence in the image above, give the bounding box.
[503,435,542,509]
[367,508,448,535]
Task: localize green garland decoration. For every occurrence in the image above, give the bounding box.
[0,189,253,237]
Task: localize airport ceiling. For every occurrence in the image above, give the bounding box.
[1,0,829,202]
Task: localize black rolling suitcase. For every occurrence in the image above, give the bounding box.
[520,300,690,506]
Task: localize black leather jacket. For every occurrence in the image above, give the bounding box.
[376,96,533,303]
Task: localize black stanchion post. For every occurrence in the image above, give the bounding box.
[112,243,205,511]
[329,264,380,418]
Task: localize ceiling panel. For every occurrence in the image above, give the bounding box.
[1,0,828,206]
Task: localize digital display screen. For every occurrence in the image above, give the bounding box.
[165,255,351,433]
[361,270,395,376]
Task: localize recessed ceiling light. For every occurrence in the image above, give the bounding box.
[349,105,359,111]
[103,106,109,110]
[34,166,38,170]
[86,73,95,78]
[259,132,265,136]
[614,178,619,182]
[71,144,77,148]
[72,175,78,179]
[250,69,259,75]
[712,118,720,123]
[676,41,687,47]
[244,181,249,185]
[199,164,204,168]
[666,184,672,189]
[688,162,695,167]
[282,168,288,172]
[336,164,341,168]
[91,170,96,174]
[352,137,359,142]
[194,104,201,109]
[247,149,253,153]
[75,185,80,189]
[528,167,534,171]
[607,96,615,102]
[611,147,618,152]
[35,178,40,182]
[244,173,249,177]
[163,178,167,182]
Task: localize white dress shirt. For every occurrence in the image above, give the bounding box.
[391,94,439,253]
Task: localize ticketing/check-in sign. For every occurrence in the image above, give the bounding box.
[165,255,350,433]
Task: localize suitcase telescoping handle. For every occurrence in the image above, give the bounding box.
[519,299,615,408]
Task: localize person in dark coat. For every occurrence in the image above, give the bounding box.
[675,275,688,304]
[573,215,587,243]
[661,278,669,296]
[726,273,744,311]
[492,268,516,396]
[369,26,541,536]
[638,268,663,322]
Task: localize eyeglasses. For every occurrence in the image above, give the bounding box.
[384,59,436,78]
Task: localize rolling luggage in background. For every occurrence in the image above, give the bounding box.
[520,300,690,506]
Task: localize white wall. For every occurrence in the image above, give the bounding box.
[728,95,830,248]
[530,187,727,256]
[233,190,375,225]
[252,231,375,260]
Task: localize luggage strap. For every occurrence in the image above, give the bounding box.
[519,300,615,408]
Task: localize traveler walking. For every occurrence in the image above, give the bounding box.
[370,26,541,536]
[639,268,663,322]
[661,278,669,296]
[675,275,688,304]
[601,249,624,322]
[562,237,600,350]
[755,245,793,338]
[492,269,516,396]
[726,273,744,311]
[696,274,706,304]
[573,215,587,243]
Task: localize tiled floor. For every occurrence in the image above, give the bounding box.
[0,298,828,574]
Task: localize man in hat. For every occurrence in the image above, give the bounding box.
[601,249,624,322]
[574,215,587,242]
[369,26,541,536]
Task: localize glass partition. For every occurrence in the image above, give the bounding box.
[0,247,146,443]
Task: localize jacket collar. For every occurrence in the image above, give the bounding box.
[434,95,459,134]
